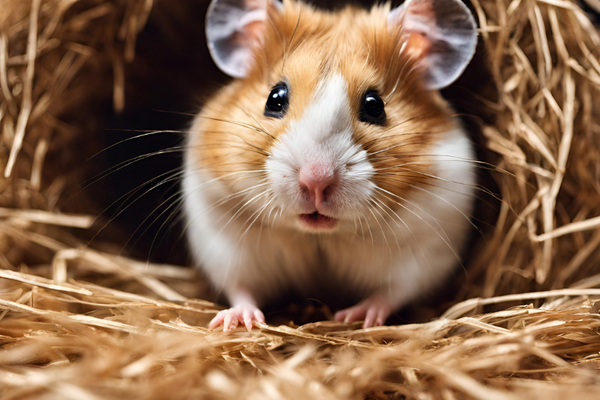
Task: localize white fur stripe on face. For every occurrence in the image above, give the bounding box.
[297,73,353,146]
[266,72,375,220]
[282,73,357,168]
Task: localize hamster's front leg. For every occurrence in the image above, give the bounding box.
[209,287,265,332]
[334,295,392,328]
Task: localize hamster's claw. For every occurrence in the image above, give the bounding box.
[334,295,391,329]
[209,304,265,332]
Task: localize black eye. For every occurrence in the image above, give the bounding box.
[360,91,386,125]
[264,83,289,118]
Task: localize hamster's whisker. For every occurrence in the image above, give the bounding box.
[191,180,271,229]
[256,200,277,247]
[369,155,524,184]
[368,198,402,253]
[180,172,270,217]
[112,170,184,229]
[170,179,271,261]
[365,202,393,259]
[363,114,443,148]
[235,105,269,136]
[265,203,278,230]
[403,181,480,233]
[357,209,376,253]
[198,115,275,140]
[129,171,247,258]
[370,195,428,290]
[359,132,434,148]
[374,186,462,265]
[193,142,271,158]
[88,130,187,161]
[386,113,442,130]
[217,190,273,241]
[200,131,272,156]
[270,206,283,230]
[148,198,194,262]
[356,211,365,239]
[375,173,500,224]
[213,181,271,221]
[188,163,269,175]
[98,167,185,223]
[237,195,274,245]
[140,193,188,260]
[212,183,271,220]
[371,194,424,265]
[88,168,185,248]
[370,162,416,172]
[151,179,269,258]
[376,186,452,243]
[375,167,505,203]
[94,169,265,251]
[79,147,185,195]
[369,199,430,280]
[367,141,437,157]
[179,184,268,284]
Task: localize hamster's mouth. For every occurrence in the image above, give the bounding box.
[299,212,338,231]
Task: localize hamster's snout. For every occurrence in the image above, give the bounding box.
[298,163,339,209]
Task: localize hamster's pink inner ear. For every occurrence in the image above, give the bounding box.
[206,0,282,78]
[388,0,478,90]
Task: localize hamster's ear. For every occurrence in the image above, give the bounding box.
[206,0,283,78]
[389,0,477,90]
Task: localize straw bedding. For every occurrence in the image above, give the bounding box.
[1,0,600,398]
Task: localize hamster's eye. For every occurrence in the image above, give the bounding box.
[360,91,386,125]
[264,83,289,118]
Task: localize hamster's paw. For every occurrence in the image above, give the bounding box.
[334,295,392,328]
[209,304,265,332]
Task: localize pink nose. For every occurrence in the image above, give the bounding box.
[299,164,338,208]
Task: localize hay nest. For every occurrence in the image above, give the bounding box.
[1,0,600,398]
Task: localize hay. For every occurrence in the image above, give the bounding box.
[1,0,600,398]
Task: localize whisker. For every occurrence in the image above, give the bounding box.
[368,198,401,255]
[153,108,276,140]
[375,186,462,266]
[198,115,275,140]
[170,178,271,257]
[376,175,480,232]
[78,147,185,197]
[110,170,267,253]
[366,202,392,259]
[215,190,272,243]
[358,209,376,253]
[237,194,274,245]
[87,169,186,247]
[373,167,507,205]
[370,195,422,265]
[88,130,186,161]
[374,174,499,226]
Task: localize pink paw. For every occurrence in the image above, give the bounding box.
[209,304,265,332]
[334,295,392,328]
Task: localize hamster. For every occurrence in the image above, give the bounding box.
[183,0,478,331]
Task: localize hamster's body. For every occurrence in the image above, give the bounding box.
[183,0,478,330]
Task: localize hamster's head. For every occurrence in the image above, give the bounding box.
[191,0,477,233]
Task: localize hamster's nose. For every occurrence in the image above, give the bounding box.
[299,164,338,208]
